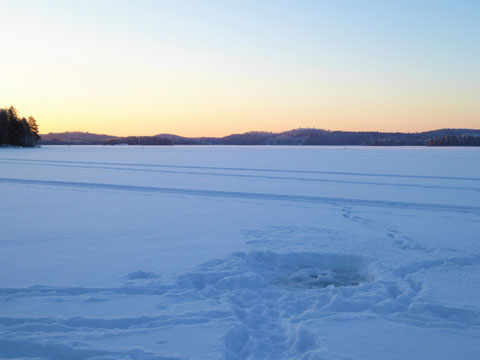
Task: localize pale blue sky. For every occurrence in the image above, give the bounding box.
[1,0,479,135]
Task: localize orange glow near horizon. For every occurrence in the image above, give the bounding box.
[11,97,480,137]
[12,86,480,137]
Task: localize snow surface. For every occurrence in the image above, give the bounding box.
[0,145,479,360]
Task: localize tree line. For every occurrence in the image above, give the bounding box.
[426,135,480,146]
[40,128,480,146]
[0,106,40,147]
[104,136,172,145]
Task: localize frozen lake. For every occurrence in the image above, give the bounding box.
[1,145,480,359]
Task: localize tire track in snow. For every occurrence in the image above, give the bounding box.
[1,159,479,192]
[0,284,173,297]
[0,311,232,331]
[2,157,479,182]
[1,177,480,212]
[0,338,180,360]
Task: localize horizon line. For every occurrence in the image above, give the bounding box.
[40,126,480,138]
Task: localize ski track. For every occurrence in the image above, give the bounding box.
[1,177,479,213]
[1,157,480,182]
[1,159,479,192]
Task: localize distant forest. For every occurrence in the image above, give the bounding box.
[3,106,478,147]
[40,128,480,146]
[0,106,40,147]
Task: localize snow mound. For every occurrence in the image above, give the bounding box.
[125,270,158,280]
[174,251,376,359]
[180,251,374,291]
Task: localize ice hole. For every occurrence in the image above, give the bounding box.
[275,267,369,288]
[240,251,374,289]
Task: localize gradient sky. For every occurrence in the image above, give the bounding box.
[1,0,479,136]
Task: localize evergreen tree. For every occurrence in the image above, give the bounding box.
[0,106,40,147]
[0,109,8,145]
[28,116,39,136]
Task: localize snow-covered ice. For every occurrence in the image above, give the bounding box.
[0,145,479,359]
